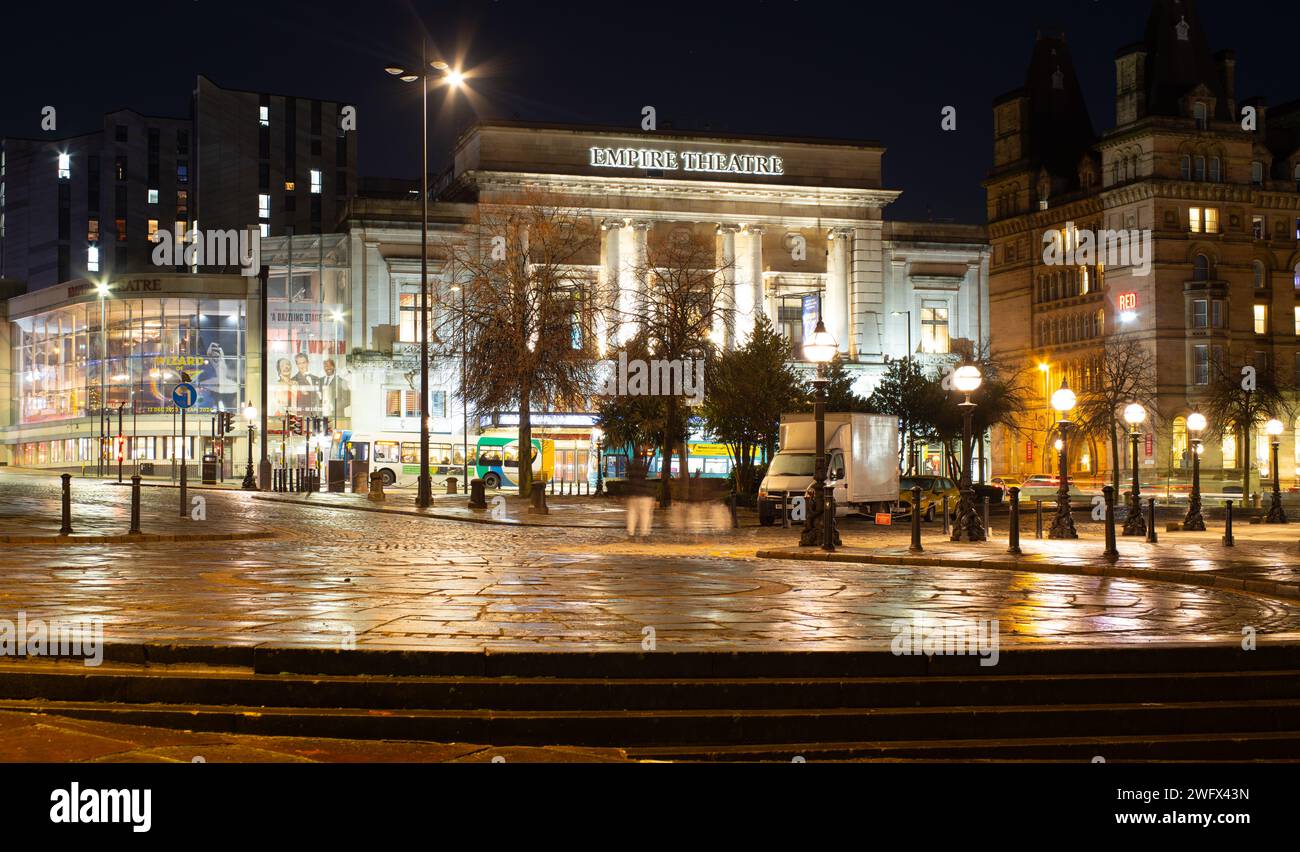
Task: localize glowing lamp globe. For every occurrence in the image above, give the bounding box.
[953,364,983,394]
[1187,412,1207,434]
[1051,382,1077,415]
[802,320,838,363]
[1267,418,1284,437]
[1123,403,1146,427]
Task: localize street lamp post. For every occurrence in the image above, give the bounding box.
[1121,402,1147,537]
[800,318,839,550]
[1266,417,1288,523]
[891,310,916,474]
[1184,411,1207,531]
[1049,380,1078,539]
[593,428,605,496]
[242,403,258,490]
[951,361,986,542]
[385,47,461,509]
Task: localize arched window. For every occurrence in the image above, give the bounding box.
[1254,260,1267,290]
[1080,266,1090,294]
[1194,102,1208,130]
[1194,156,1206,181]
[1172,417,1189,469]
[1210,157,1221,182]
[1193,254,1210,281]
[1180,156,1191,180]
[1294,262,1300,291]
[1096,308,1105,337]
[1222,434,1237,470]
[1251,161,1264,185]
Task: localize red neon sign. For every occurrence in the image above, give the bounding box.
[1117,292,1138,312]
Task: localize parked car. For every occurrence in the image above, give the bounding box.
[991,476,1021,494]
[973,482,1005,506]
[896,475,961,522]
[1018,474,1088,504]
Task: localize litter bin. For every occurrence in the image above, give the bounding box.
[201,453,218,484]
[139,462,155,476]
[328,460,346,493]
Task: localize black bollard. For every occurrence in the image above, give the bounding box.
[1146,497,1158,544]
[1007,487,1022,555]
[1036,500,1044,539]
[822,485,837,552]
[1223,500,1235,547]
[942,495,950,535]
[59,473,73,535]
[983,496,991,535]
[1103,485,1119,559]
[730,492,740,530]
[909,485,923,553]
[781,491,790,529]
[468,478,487,510]
[129,474,142,535]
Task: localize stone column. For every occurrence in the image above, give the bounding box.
[718,224,740,348]
[624,221,651,344]
[850,223,884,359]
[826,228,851,355]
[599,219,624,354]
[748,226,766,330]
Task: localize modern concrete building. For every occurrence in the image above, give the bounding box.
[0,77,356,291]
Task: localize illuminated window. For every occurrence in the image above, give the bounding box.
[87,218,99,241]
[1205,208,1219,233]
[1254,304,1268,335]
[259,223,269,238]
[1253,216,1265,240]
[115,218,126,241]
[1254,261,1267,289]
[177,189,188,209]
[310,169,322,194]
[147,219,158,240]
[1294,306,1299,336]
[87,245,99,272]
[284,180,295,191]
[1193,346,1209,385]
[147,189,158,204]
[175,220,187,239]
[920,303,950,354]
[176,162,188,184]
[57,153,70,180]
[259,106,269,127]
[1192,299,1208,329]
[258,194,270,219]
[1189,207,1202,232]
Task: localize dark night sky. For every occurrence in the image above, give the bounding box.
[3,0,1296,223]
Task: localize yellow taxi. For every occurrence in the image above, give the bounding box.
[897,475,962,522]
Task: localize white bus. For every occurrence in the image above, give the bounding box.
[329,431,469,488]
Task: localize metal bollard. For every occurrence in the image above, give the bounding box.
[730,492,740,529]
[1103,485,1119,559]
[781,491,790,529]
[1007,487,1022,555]
[530,481,549,514]
[983,496,991,535]
[942,495,950,535]
[1036,500,1044,539]
[909,485,924,553]
[59,473,73,535]
[179,457,188,518]
[1223,500,1235,547]
[446,477,458,496]
[1146,497,1158,543]
[368,471,385,502]
[129,475,142,535]
[822,485,837,552]
[468,478,487,510]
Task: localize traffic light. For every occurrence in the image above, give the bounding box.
[219,411,235,434]
[321,417,331,434]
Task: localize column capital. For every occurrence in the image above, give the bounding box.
[828,227,855,240]
[744,225,765,235]
[601,218,626,231]
[631,220,654,232]
[716,223,743,234]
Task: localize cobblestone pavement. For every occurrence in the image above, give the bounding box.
[0,472,1297,651]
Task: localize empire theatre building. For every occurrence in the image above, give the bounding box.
[337,122,988,486]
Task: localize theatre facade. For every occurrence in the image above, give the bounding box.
[2,123,988,481]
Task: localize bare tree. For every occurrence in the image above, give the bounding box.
[1202,359,1294,496]
[445,195,604,496]
[618,227,735,507]
[1073,336,1158,497]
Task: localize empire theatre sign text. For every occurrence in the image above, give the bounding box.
[590,147,784,177]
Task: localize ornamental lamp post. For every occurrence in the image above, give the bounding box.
[1184,411,1207,531]
[951,361,986,542]
[593,427,605,497]
[800,318,839,551]
[1049,379,1078,539]
[242,403,258,491]
[1121,402,1147,536]
[1266,417,1288,523]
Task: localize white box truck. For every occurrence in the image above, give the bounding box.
[757,412,900,526]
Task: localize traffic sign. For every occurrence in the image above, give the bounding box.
[172,382,198,409]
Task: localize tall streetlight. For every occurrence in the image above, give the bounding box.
[385,46,461,508]
[951,361,986,542]
[891,309,916,473]
[1049,379,1078,539]
[1121,402,1147,536]
[1266,417,1288,523]
[593,427,605,496]
[800,317,839,550]
[1184,411,1207,531]
[242,403,258,490]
